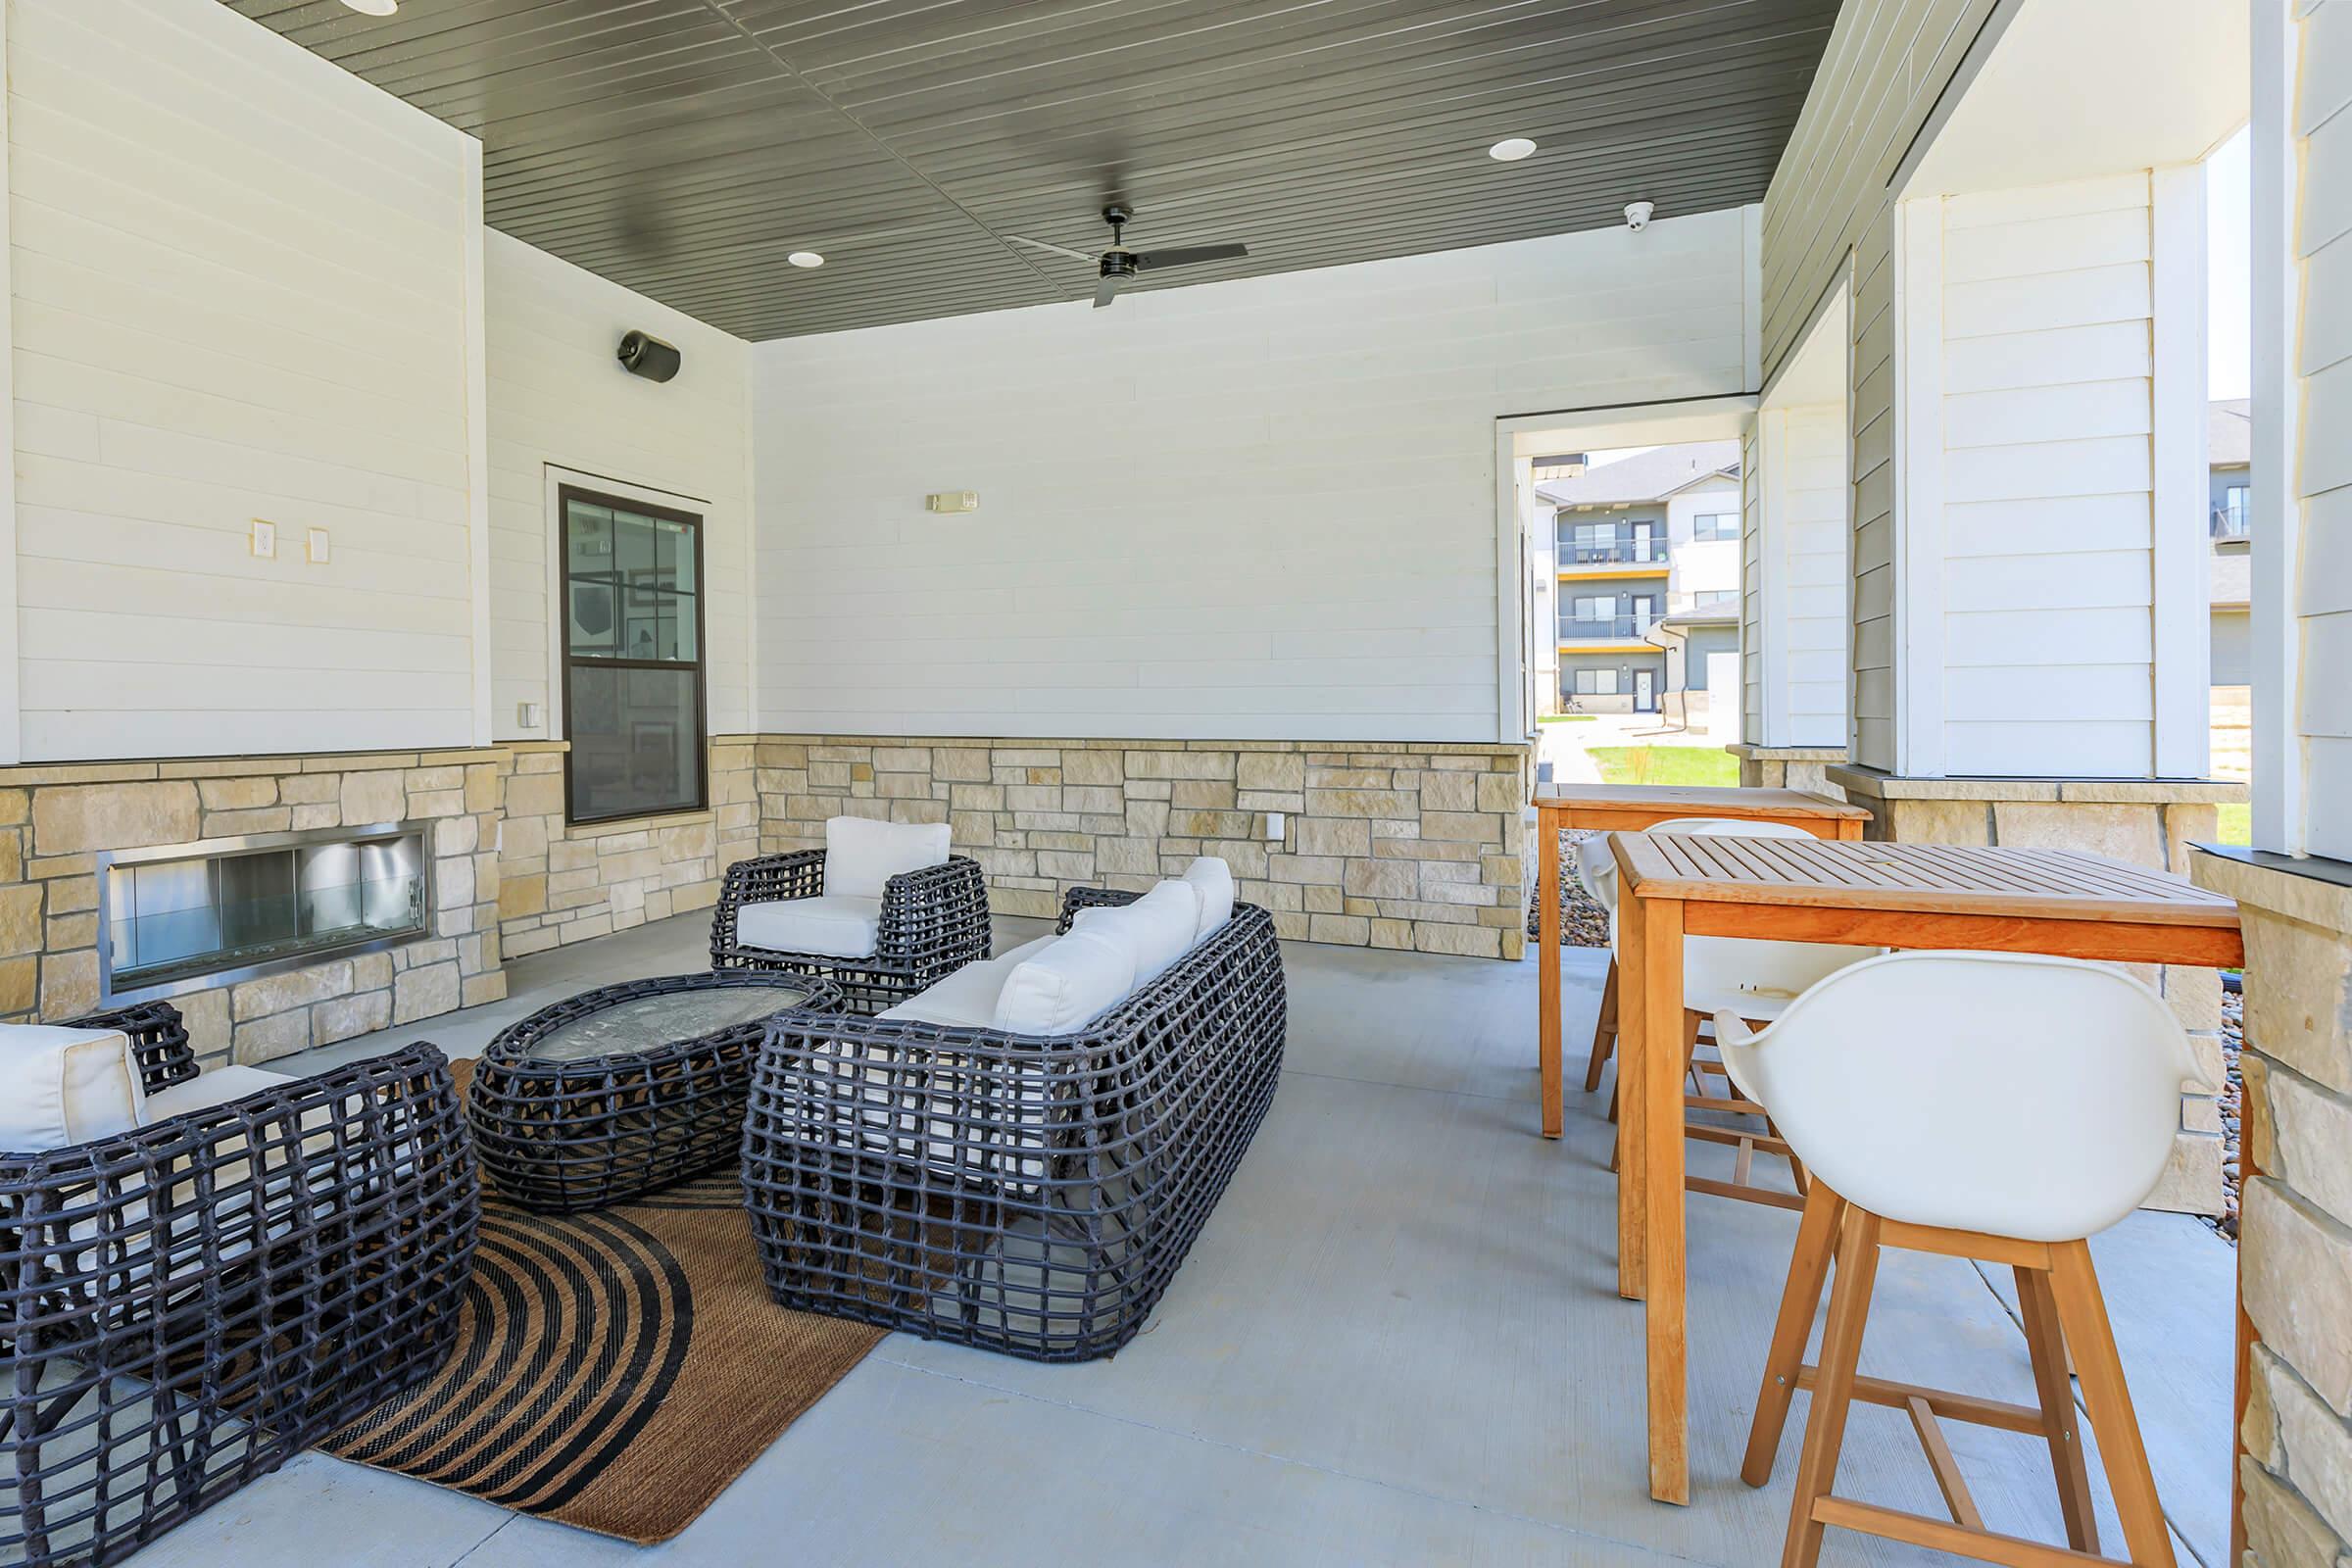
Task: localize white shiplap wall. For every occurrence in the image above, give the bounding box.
[1853,216,1897,768]
[2291,0,2352,859]
[6,0,484,760]
[751,214,1752,742]
[1936,174,2158,776]
[1922,173,2185,778]
[482,233,754,739]
[1778,404,1852,747]
[1759,0,2002,386]
[1740,423,1763,745]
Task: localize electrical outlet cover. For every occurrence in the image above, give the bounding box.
[250,519,276,559]
[306,526,330,564]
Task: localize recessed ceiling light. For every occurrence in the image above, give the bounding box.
[1489,137,1538,162]
[338,0,398,14]
[788,251,825,269]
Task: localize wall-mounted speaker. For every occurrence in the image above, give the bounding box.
[617,330,682,382]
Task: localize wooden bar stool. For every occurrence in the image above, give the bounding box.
[1581,818,1877,1209]
[1718,951,2210,1568]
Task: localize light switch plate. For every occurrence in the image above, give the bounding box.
[250,518,276,559]
[306,526,330,564]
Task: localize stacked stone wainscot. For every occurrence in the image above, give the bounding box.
[753,736,1533,959]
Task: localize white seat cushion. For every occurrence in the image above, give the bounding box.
[1071,880,1201,985]
[1182,857,1235,942]
[825,815,951,901]
[143,1064,293,1122]
[993,927,1138,1036]
[0,1024,146,1152]
[73,1063,353,1290]
[878,935,1056,1029]
[735,893,884,959]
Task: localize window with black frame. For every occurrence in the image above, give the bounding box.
[560,486,707,824]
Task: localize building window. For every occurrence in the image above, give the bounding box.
[1691,513,1740,541]
[1692,589,1739,606]
[1572,668,1621,696]
[560,485,707,824]
[2215,484,2250,538]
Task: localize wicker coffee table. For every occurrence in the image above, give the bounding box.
[469,971,842,1213]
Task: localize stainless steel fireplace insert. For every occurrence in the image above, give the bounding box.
[97,821,432,1003]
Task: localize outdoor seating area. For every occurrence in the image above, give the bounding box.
[6,0,2350,1564]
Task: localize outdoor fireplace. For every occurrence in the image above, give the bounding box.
[98,822,431,1002]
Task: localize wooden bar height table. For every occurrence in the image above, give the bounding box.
[1608,833,2243,1505]
[1531,785,1868,1138]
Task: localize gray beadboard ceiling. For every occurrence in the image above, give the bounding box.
[230,0,1840,341]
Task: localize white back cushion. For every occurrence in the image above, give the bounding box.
[879,935,1057,1029]
[993,928,1138,1037]
[0,1025,146,1151]
[1182,857,1235,941]
[1071,881,1201,986]
[825,815,951,901]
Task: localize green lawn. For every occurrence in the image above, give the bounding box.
[2218,802,2250,847]
[1537,712,1596,723]
[1588,746,1740,788]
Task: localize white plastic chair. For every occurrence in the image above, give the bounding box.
[1583,817,1880,1206]
[1722,951,2208,1568]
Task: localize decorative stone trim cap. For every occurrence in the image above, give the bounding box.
[1826,764,2246,806]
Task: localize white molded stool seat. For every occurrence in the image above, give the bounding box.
[1714,950,2208,1241]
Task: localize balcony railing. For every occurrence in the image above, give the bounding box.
[1559,613,1656,640]
[1557,539,1665,565]
[2211,502,2249,539]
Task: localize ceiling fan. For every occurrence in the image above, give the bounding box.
[1006,205,1249,308]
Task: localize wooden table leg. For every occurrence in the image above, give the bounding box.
[1641,892,1689,1505]
[1616,870,1646,1300]
[1538,807,1563,1139]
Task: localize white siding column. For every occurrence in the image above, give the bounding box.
[1865,171,2213,781]
[2256,0,2352,860]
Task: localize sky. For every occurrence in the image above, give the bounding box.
[2208,124,2251,400]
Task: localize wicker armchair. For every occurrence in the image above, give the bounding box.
[710,848,992,1013]
[2,1004,478,1568]
[741,888,1287,1362]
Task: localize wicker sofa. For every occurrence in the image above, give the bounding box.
[741,884,1287,1362]
[1,1003,478,1568]
[710,817,992,1015]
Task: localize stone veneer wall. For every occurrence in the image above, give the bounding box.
[1727,744,1849,798]
[0,750,513,1067]
[2192,852,2352,1566]
[1828,764,2244,1218]
[752,736,1534,958]
[493,739,758,956]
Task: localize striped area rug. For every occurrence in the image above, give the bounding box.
[321,1068,883,1544]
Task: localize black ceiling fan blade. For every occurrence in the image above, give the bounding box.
[1133,242,1248,270]
[1093,275,1121,309]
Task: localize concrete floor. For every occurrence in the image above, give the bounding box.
[126,915,2237,1567]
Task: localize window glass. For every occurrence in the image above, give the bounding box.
[1691,513,1739,541]
[561,489,705,822]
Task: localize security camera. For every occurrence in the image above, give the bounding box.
[1625,201,1655,233]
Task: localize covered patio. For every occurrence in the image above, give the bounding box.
[133,910,2236,1568]
[1,0,2344,1565]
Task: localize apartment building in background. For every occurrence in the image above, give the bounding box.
[1535,442,1742,714]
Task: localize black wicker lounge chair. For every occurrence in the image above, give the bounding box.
[710,825,992,1014]
[1,1004,477,1568]
[741,887,1287,1362]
